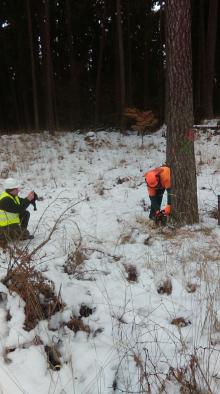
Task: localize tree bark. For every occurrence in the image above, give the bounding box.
[126,0,132,106]
[158,3,165,121]
[116,0,126,129]
[165,0,199,224]
[143,22,150,110]
[203,0,218,118]
[193,0,206,121]
[95,1,107,125]
[65,0,81,127]
[26,0,39,131]
[41,0,55,135]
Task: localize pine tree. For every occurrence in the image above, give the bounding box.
[165,0,199,224]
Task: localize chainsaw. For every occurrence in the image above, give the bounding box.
[155,211,167,226]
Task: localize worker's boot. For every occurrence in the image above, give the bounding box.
[20,229,34,240]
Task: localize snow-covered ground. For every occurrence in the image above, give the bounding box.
[0,125,220,393]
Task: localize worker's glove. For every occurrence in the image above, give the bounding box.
[30,192,39,211]
[162,205,171,216]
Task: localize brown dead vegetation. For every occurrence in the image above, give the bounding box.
[66,316,91,335]
[124,107,158,137]
[157,278,172,295]
[3,263,64,331]
[186,283,197,293]
[171,317,191,328]
[124,264,138,282]
[64,241,87,276]
[168,355,211,394]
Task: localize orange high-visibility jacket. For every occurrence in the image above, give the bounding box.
[144,166,171,197]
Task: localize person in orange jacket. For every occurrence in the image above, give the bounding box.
[144,165,171,221]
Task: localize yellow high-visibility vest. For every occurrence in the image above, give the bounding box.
[0,192,20,227]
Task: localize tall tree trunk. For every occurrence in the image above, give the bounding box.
[26,0,39,131]
[158,3,165,121]
[41,0,55,134]
[11,80,21,130]
[95,1,107,125]
[194,0,206,122]
[2,42,21,130]
[116,0,126,129]
[143,24,150,110]
[165,0,199,224]
[203,0,218,118]
[65,0,81,127]
[16,43,31,131]
[126,0,132,106]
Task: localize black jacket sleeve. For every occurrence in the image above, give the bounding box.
[166,188,172,205]
[0,196,30,214]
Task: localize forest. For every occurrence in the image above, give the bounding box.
[1,2,220,392]
[0,0,219,133]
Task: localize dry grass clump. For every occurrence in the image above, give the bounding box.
[186,283,197,293]
[171,317,191,328]
[135,215,155,232]
[157,278,172,295]
[124,264,138,282]
[168,355,211,394]
[94,179,105,195]
[119,228,139,244]
[136,215,149,225]
[3,263,64,331]
[63,245,87,276]
[116,176,130,185]
[66,316,91,335]
[64,303,100,337]
[120,231,134,244]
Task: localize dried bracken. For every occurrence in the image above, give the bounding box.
[124,107,158,135]
[3,263,64,331]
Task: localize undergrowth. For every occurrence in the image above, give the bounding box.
[3,260,64,331]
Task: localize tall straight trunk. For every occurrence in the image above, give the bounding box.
[165,0,199,224]
[158,4,165,121]
[126,0,132,106]
[22,90,31,131]
[11,80,21,130]
[41,0,55,134]
[65,0,81,126]
[16,40,31,130]
[95,1,107,125]
[2,43,21,130]
[116,0,126,128]
[194,0,206,120]
[26,0,39,131]
[203,0,218,118]
[143,27,150,110]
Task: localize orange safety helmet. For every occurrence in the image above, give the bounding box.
[144,172,160,188]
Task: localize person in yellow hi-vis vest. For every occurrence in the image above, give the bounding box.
[0,178,35,243]
[144,165,171,224]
